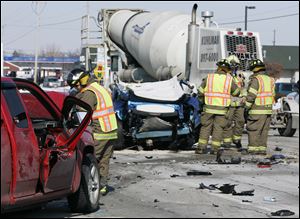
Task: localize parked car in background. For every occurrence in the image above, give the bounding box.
[43,76,61,88]
[1,77,100,213]
[275,82,297,101]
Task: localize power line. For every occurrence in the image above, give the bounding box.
[5,28,36,45]
[220,13,299,25]
[41,17,81,26]
[220,5,297,22]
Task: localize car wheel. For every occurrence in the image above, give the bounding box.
[278,104,296,137]
[68,153,100,213]
[114,119,126,150]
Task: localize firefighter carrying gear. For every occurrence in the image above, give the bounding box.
[245,59,275,154]
[197,66,240,154]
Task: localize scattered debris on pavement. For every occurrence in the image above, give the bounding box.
[271,210,295,216]
[232,189,255,196]
[217,157,242,164]
[187,170,212,176]
[263,197,277,202]
[170,174,180,178]
[198,183,218,190]
[242,200,253,203]
[218,184,237,194]
[257,160,272,168]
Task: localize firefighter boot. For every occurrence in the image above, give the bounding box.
[233,140,242,149]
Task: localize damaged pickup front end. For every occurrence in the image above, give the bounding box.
[111,76,201,150]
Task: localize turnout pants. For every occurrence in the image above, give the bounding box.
[246,114,271,152]
[223,106,245,145]
[198,112,227,151]
[95,139,115,186]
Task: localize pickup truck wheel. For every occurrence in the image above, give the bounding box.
[68,153,100,213]
[278,104,296,137]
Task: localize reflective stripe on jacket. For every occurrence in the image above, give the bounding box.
[82,82,118,132]
[204,73,233,107]
[254,75,275,106]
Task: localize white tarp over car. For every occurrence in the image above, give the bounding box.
[123,76,186,102]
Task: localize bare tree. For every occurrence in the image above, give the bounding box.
[265,62,283,80]
[40,43,64,57]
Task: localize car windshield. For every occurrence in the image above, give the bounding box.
[47,78,58,82]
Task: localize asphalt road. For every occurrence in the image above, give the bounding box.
[5,130,299,218]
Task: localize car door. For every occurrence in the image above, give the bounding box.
[1,80,40,201]
[13,78,92,193]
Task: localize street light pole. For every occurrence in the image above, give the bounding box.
[245,6,256,31]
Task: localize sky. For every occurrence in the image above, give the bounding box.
[1,1,299,54]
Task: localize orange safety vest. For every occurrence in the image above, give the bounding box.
[82,82,117,132]
[204,73,233,107]
[255,75,275,106]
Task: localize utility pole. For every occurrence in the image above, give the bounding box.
[1,2,4,77]
[273,29,276,46]
[32,1,46,84]
[85,1,90,71]
[245,6,256,31]
[33,1,40,84]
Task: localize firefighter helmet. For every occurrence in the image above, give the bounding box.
[67,68,90,88]
[226,55,240,70]
[248,59,265,72]
[216,59,231,69]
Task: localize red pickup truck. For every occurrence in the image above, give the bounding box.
[1,77,100,213]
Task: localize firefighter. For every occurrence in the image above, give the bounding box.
[223,55,247,149]
[244,59,275,155]
[196,59,240,155]
[67,68,118,195]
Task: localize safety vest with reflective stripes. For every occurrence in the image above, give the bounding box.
[204,73,233,107]
[82,82,117,133]
[254,75,275,106]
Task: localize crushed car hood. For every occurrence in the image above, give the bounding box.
[123,76,185,102]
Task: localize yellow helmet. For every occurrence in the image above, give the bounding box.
[67,68,90,87]
[226,55,240,70]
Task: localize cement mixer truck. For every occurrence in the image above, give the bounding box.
[96,4,297,149]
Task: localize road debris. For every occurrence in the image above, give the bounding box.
[271,210,295,216]
[216,184,255,196]
[218,184,237,194]
[187,170,212,176]
[217,157,242,164]
[198,183,218,190]
[232,189,255,196]
[257,160,272,168]
[212,203,219,207]
[242,200,253,203]
[270,154,285,160]
[274,146,283,151]
[263,197,277,202]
